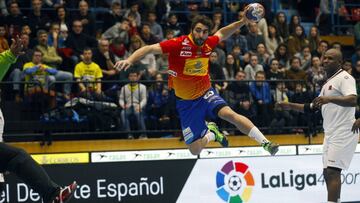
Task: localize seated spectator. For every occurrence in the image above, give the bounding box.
[102,2,124,32]
[47,23,61,49]
[331,42,342,52]
[249,71,272,127]
[119,71,147,139]
[74,48,105,101]
[225,29,248,54]
[163,14,184,37]
[294,46,312,70]
[355,21,360,47]
[246,22,265,52]
[109,37,127,62]
[55,6,71,34]
[209,52,227,93]
[306,56,325,94]
[244,54,264,80]
[156,53,169,77]
[265,24,283,57]
[311,40,329,59]
[273,43,290,69]
[139,22,160,45]
[211,10,223,34]
[256,43,270,68]
[273,12,289,40]
[307,26,320,52]
[351,46,360,67]
[102,18,130,44]
[124,1,141,27]
[146,73,171,131]
[231,45,248,68]
[270,82,292,134]
[352,60,360,80]
[27,0,51,36]
[266,58,284,89]
[342,59,352,75]
[0,24,9,53]
[36,30,73,98]
[92,39,117,92]
[226,70,252,110]
[223,54,241,80]
[65,20,98,64]
[285,57,307,92]
[5,2,27,35]
[72,0,96,37]
[288,15,301,35]
[287,25,308,57]
[22,50,57,107]
[147,10,163,41]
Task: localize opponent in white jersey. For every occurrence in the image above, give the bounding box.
[277,49,358,203]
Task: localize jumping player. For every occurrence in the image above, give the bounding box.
[114,9,279,156]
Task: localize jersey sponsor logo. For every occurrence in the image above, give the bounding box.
[168,70,177,77]
[182,38,190,46]
[183,58,208,76]
[182,46,192,51]
[183,127,194,142]
[180,51,192,57]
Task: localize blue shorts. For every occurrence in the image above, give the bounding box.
[176,88,228,145]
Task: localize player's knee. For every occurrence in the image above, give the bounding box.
[7,148,30,172]
[326,167,341,180]
[189,147,201,155]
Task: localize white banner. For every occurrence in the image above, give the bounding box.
[177,154,360,203]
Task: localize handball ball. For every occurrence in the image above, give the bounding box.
[245,3,265,22]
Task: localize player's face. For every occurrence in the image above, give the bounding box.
[191,23,209,46]
[322,49,341,73]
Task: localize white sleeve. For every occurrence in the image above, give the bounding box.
[340,75,357,96]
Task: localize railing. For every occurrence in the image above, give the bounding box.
[0,79,324,144]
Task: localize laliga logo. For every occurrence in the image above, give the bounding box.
[216,161,254,203]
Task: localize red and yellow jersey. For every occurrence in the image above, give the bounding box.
[159,34,219,100]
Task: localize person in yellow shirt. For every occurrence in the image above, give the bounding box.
[74,47,104,100]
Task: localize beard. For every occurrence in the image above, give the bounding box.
[194,38,205,46]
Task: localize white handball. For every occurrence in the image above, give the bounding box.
[245,3,265,22]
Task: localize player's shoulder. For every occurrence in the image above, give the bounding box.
[338,70,355,81]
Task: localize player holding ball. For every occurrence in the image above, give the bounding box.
[115,4,278,156]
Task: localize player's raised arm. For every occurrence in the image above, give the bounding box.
[114,43,163,71]
[214,12,248,42]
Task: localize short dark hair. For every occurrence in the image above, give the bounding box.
[191,15,213,31]
[290,56,301,64]
[37,29,47,38]
[83,47,92,53]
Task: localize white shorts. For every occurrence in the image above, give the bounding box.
[323,129,359,170]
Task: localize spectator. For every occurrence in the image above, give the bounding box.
[287,25,308,56]
[355,21,360,47]
[22,50,57,97]
[225,29,248,54]
[124,1,141,27]
[273,12,289,40]
[163,14,184,37]
[352,60,360,80]
[65,20,98,64]
[156,53,169,77]
[311,40,329,58]
[285,57,307,91]
[8,33,34,102]
[226,70,252,110]
[351,46,360,67]
[55,6,71,33]
[307,26,320,52]
[211,10,223,34]
[294,46,312,70]
[331,42,342,52]
[0,25,9,53]
[273,43,290,69]
[209,52,227,93]
[92,38,117,91]
[265,24,283,57]
[48,23,61,49]
[72,0,96,37]
[109,36,127,61]
[244,54,264,80]
[249,71,272,127]
[146,73,171,131]
[5,1,27,36]
[288,15,301,35]
[270,82,292,134]
[102,18,130,44]
[214,45,226,68]
[74,48,104,101]
[147,10,164,41]
[102,2,123,31]
[27,0,51,35]
[139,23,160,45]
[119,71,147,139]
[223,54,241,80]
[342,59,352,75]
[164,29,174,41]
[266,58,284,89]
[306,56,325,94]
[36,30,62,68]
[246,22,265,52]
[256,43,270,68]
[36,30,73,98]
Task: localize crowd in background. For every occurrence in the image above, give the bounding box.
[0,0,359,138]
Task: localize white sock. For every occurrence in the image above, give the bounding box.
[328,201,336,203]
[204,130,215,143]
[248,127,269,145]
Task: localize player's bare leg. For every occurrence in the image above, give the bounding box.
[323,167,342,203]
[218,106,279,155]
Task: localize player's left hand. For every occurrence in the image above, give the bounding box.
[312,96,331,108]
[351,118,360,134]
[114,60,133,71]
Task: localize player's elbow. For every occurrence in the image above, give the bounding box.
[348,95,357,107]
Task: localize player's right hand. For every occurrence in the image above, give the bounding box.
[114,60,132,71]
[351,118,360,134]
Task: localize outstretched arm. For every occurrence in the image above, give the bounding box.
[276,101,306,113]
[114,43,163,71]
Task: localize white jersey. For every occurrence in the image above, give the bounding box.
[319,69,357,134]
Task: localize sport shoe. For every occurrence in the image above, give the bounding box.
[52,181,77,203]
[207,122,228,147]
[262,142,279,156]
